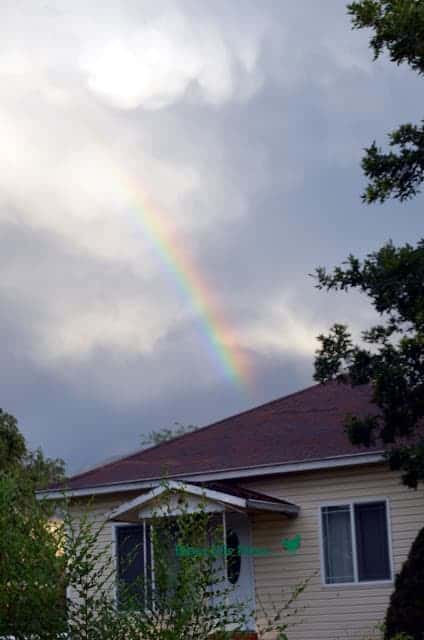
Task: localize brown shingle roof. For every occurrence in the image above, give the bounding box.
[61,381,381,491]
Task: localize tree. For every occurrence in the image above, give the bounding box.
[0,474,66,639]
[60,485,250,640]
[61,484,310,640]
[314,2,424,488]
[25,447,66,491]
[314,240,424,488]
[140,422,198,448]
[385,526,424,638]
[0,409,67,636]
[0,408,26,472]
[348,0,424,203]
[0,407,65,489]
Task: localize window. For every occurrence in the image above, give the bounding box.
[115,520,184,607]
[321,500,392,585]
[115,524,152,607]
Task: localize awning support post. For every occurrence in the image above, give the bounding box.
[222,510,228,582]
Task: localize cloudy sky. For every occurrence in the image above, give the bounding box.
[1,0,423,474]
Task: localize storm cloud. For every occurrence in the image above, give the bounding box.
[1,0,423,473]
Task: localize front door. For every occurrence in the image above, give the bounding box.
[225,512,256,630]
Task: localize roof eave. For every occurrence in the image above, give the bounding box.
[36,451,384,501]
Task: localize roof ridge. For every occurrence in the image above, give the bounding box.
[63,381,323,486]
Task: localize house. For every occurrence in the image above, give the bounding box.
[40,381,424,639]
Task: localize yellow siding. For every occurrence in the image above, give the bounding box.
[67,464,423,639]
[246,463,424,640]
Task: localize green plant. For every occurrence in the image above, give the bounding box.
[54,484,252,640]
[314,0,424,489]
[117,484,251,640]
[255,574,314,640]
[356,622,414,640]
[314,239,424,488]
[0,473,66,639]
[385,527,424,639]
[0,477,312,640]
[0,408,65,489]
[60,503,121,640]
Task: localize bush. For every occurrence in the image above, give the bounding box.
[0,479,311,640]
[385,526,424,639]
[0,473,66,639]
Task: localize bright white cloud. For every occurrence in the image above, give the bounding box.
[0,0,407,408]
[80,2,265,110]
[241,297,323,358]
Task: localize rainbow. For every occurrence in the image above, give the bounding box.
[120,175,252,388]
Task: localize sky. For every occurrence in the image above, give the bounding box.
[1,0,423,475]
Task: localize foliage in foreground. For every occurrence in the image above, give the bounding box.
[314,3,424,487]
[99,486,249,640]
[314,239,424,488]
[385,526,424,639]
[0,474,66,639]
[348,0,424,204]
[0,408,67,637]
[1,480,310,640]
[0,407,65,490]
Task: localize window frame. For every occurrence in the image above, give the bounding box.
[318,497,394,587]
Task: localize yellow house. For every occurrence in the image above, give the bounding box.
[39,381,424,639]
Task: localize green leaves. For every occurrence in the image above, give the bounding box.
[348,1,424,73]
[314,239,424,487]
[385,526,424,637]
[362,123,424,203]
[0,408,26,472]
[0,474,66,638]
[0,407,65,490]
[140,423,198,448]
[0,409,66,637]
[347,1,424,203]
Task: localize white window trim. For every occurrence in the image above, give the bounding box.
[112,521,151,607]
[318,497,394,588]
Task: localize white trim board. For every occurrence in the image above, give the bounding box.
[108,481,247,522]
[37,452,384,500]
[107,481,300,522]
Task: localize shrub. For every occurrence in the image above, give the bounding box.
[0,479,311,640]
[385,526,424,639]
[0,473,66,639]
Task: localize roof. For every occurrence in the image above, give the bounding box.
[107,481,300,522]
[53,380,382,493]
[199,481,299,507]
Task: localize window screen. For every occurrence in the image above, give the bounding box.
[321,501,391,585]
[116,525,150,607]
[322,505,354,584]
[354,501,391,582]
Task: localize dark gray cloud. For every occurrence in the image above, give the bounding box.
[0,0,423,474]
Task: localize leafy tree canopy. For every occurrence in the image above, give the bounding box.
[0,407,65,490]
[314,1,424,489]
[140,422,198,448]
[348,0,424,202]
[0,473,66,639]
[314,239,424,488]
[385,525,424,638]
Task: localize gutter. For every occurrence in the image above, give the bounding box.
[36,451,384,501]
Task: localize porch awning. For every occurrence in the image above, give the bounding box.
[108,480,299,523]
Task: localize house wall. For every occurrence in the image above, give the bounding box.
[66,463,424,639]
[67,490,142,601]
[246,462,424,640]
